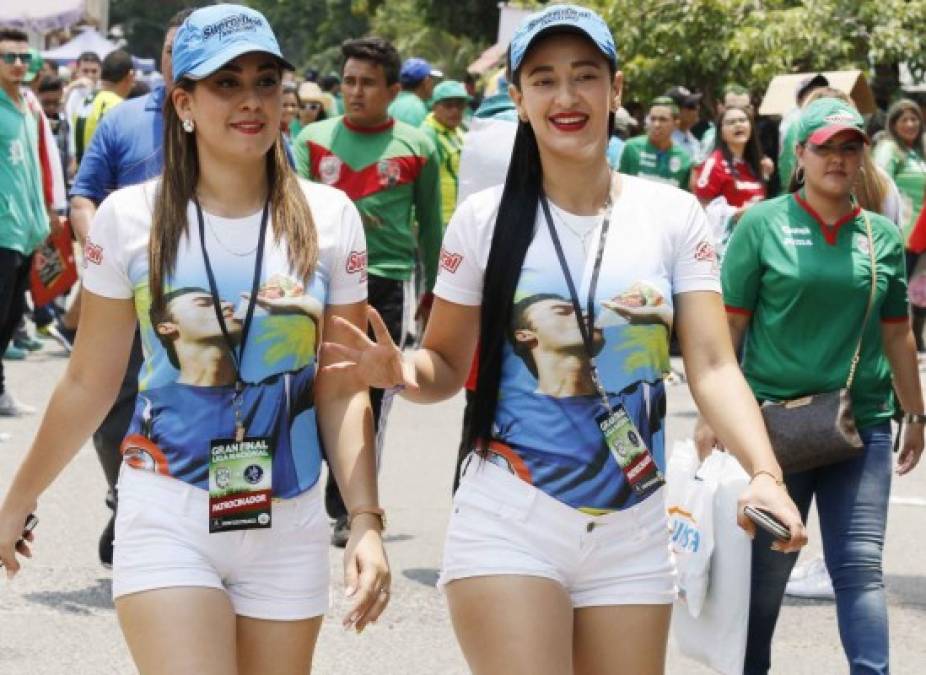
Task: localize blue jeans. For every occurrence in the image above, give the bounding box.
[744,424,892,675]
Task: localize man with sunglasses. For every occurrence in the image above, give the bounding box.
[0,29,50,416]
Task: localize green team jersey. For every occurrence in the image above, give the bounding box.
[722,193,908,429]
[0,89,48,255]
[873,139,926,240]
[388,91,429,128]
[618,135,692,190]
[293,115,442,288]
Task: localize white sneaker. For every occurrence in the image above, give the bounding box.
[785,556,835,600]
[0,391,36,416]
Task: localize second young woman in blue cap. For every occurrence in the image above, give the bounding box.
[0,5,389,673]
[325,4,806,673]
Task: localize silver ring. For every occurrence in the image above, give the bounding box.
[379,588,390,595]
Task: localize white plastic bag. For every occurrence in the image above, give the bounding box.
[665,439,716,617]
[670,445,752,675]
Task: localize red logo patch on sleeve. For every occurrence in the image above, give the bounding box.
[694,241,716,263]
[440,247,463,274]
[345,251,367,279]
[85,239,103,265]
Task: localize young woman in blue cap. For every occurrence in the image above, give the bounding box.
[324,4,805,673]
[699,97,924,675]
[0,5,389,673]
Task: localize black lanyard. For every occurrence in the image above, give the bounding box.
[195,198,270,423]
[539,182,613,411]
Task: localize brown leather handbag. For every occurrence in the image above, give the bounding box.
[759,213,876,474]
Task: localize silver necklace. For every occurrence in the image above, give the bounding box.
[551,206,602,253]
[203,211,259,257]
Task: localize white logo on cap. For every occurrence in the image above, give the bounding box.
[202,14,263,41]
[824,112,855,124]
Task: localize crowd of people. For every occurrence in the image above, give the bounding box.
[0,3,924,674]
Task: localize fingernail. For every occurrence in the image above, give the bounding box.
[345,586,356,597]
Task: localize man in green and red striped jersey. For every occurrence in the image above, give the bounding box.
[293,36,442,545]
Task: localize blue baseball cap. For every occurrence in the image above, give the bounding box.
[399,58,443,86]
[508,4,617,74]
[172,4,293,82]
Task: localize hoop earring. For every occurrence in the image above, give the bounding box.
[795,166,805,184]
[182,118,195,133]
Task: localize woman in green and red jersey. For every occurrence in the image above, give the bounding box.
[699,97,924,675]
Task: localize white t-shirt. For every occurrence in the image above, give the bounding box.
[82,178,367,498]
[435,175,720,512]
[456,116,517,207]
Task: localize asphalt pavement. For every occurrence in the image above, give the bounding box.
[1,346,924,674]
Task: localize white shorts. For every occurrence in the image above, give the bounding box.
[438,456,677,607]
[112,466,329,621]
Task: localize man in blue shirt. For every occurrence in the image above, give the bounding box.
[67,9,193,567]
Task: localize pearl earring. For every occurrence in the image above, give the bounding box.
[182,118,195,133]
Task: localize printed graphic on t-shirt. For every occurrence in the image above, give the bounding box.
[123,272,325,497]
[81,179,367,500]
[489,274,671,513]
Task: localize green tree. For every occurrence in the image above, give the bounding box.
[594,0,926,108]
[369,0,486,78]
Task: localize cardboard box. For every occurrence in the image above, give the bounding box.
[759,70,876,116]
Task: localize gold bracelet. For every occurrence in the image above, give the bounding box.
[750,470,784,486]
[348,506,387,531]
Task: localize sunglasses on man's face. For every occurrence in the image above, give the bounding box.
[1,52,32,65]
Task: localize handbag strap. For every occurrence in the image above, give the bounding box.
[845,211,877,389]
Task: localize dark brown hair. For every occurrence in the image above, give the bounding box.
[886,98,925,157]
[341,37,400,86]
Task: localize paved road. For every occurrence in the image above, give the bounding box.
[1,347,925,674]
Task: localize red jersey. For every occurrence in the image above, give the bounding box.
[695,149,766,208]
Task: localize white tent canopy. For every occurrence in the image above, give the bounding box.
[0,0,85,34]
[42,29,118,63]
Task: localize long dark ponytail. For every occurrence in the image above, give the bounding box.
[466,118,543,451]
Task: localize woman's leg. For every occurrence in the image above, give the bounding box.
[116,587,238,675]
[816,424,892,675]
[573,604,671,675]
[446,575,575,675]
[743,470,816,675]
[236,615,323,675]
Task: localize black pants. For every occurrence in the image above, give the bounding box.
[0,249,32,395]
[325,274,405,519]
[92,331,144,504]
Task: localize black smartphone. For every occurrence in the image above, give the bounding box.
[743,505,790,541]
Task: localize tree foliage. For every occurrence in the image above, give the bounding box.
[594,0,926,106]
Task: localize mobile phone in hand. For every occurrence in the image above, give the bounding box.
[0,514,38,567]
[20,514,38,544]
[743,505,790,541]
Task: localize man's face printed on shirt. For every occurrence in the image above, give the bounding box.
[153,287,242,369]
[511,294,604,379]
